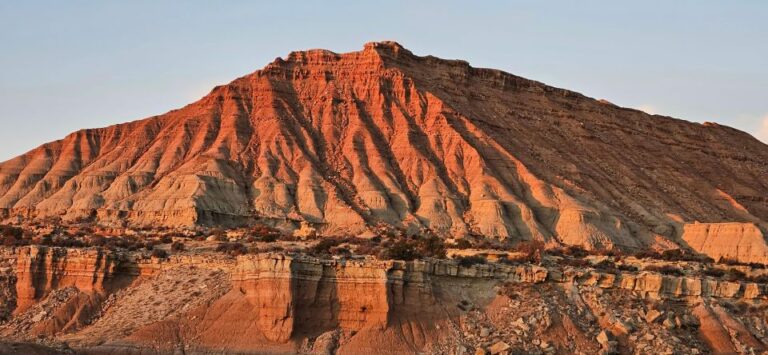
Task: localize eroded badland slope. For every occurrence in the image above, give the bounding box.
[0,42,766,263]
[0,42,767,354]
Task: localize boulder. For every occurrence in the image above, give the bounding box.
[645,309,663,323]
[488,341,511,354]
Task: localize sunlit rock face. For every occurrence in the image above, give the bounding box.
[682,222,768,264]
[2,42,768,258]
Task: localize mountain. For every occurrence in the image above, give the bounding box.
[1,41,767,259]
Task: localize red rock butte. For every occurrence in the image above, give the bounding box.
[0,41,767,262]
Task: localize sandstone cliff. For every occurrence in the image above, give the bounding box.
[13,246,130,313]
[1,246,767,354]
[681,222,768,264]
[1,42,767,256]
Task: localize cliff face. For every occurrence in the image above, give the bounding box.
[229,255,393,342]
[682,222,768,264]
[1,246,767,353]
[126,255,458,353]
[13,246,129,313]
[1,42,767,255]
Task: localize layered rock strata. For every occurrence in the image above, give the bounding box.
[682,222,768,264]
[13,246,130,313]
[0,246,767,354]
[0,42,767,259]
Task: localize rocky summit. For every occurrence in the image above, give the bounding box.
[0,42,767,354]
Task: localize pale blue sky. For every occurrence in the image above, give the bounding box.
[1,1,766,161]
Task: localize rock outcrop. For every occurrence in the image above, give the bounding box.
[682,222,768,264]
[1,42,767,257]
[558,268,768,300]
[0,246,767,353]
[14,246,130,313]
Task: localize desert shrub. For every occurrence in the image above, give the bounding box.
[151,249,168,259]
[726,300,768,316]
[724,268,747,281]
[280,234,298,242]
[660,249,712,263]
[87,235,106,247]
[719,257,767,270]
[562,246,589,258]
[719,257,741,266]
[593,248,624,259]
[109,236,138,249]
[732,301,749,314]
[55,238,85,248]
[720,300,749,315]
[514,240,544,254]
[593,259,616,271]
[0,226,25,246]
[560,258,591,268]
[634,250,662,260]
[216,242,247,256]
[747,262,766,270]
[703,268,725,278]
[330,246,351,256]
[453,239,473,249]
[260,234,278,243]
[380,240,419,261]
[415,235,446,259]
[251,224,283,242]
[633,249,713,264]
[378,234,447,261]
[545,248,564,258]
[1,235,18,247]
[454,255,487,267]
[171,241,185,252]
[660,249,685,261]
[514,240,544,263]
[617,264,639,272]
[473,239,500,250]
[160,235,173,244]
[0,225,23,239]
[311,238,342,256]
[645,265,684,276]
[591,259,639,273]
[142,240,158,251]
[352,243,381,257]
[701,268,767,283]
[497,255,516,265]
[746,303,768,315]
[41,235,54,246]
